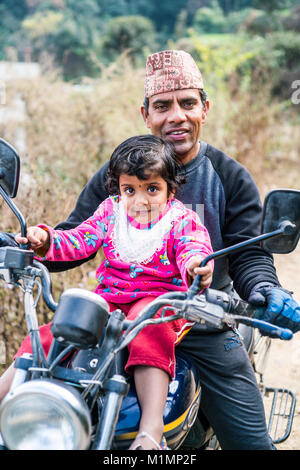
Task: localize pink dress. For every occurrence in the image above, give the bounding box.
[16,196,213,378]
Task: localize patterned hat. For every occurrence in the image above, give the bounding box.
[144,50,204,98]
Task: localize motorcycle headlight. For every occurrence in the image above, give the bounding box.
[0,380,91,450]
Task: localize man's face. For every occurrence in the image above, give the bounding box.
[141,89,209,164]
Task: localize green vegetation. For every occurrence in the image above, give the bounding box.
[0,0,299,99]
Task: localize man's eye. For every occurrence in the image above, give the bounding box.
[155,104,167,111]
[184,102,194,108]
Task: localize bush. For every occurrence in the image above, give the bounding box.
[243,10,278,35]
[239,32,300,98]
[224,8,255,33]
[185,28,300,101]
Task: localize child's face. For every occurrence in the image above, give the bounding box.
[119,174,170,224]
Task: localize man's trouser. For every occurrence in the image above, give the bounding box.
[177,326,275,450]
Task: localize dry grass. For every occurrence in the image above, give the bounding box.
[0,58,299,369]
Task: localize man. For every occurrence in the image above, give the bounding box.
[1,50,299,449]
[45,50,299,449]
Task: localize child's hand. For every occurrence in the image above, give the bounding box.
[186,255,213,289]
[15,226,50,255]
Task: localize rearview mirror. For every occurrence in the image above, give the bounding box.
[0,138,20,198]
[261,189,300,254]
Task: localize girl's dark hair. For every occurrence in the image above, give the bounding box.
[105,134,185,196]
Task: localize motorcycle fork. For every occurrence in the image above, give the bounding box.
[7,280,48,396]
[23,278,48,378]
[92,374,129,450]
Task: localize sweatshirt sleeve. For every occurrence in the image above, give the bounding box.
[173,209,214,288]
[42,162,109,272]
[37,199,110,263]
[206,145,281,299]
[224,167,281,298]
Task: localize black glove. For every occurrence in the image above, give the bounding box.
[248,282,300,334]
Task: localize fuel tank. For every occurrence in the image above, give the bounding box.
[68,347,202,449]
[113,353,201,450]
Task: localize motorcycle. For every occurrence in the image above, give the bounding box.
[0,137,299,451]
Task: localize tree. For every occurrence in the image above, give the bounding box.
[217,0,252,15]
[101,15,156,65]
[132,0,189,35]
[21,0,103,79]
[252,0,292,12]
[0,0,30,59]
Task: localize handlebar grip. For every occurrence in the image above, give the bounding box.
[253,319,293,340]
[234,315,293,340]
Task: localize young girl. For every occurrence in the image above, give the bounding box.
[14,135,213,450]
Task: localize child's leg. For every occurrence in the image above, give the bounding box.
[129,365,169,450]
[0,363,16,402]
[124,296,193,449]
[125,296,193,379]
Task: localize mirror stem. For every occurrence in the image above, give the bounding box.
[0,185,27,238]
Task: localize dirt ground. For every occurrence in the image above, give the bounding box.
[261,249,300,450]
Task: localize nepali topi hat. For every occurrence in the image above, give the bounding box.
[144,50,204,98]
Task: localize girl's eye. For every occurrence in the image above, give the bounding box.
[148,186,158,193]
[124,187,134,194]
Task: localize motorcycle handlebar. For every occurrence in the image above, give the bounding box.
[0,243,293,340]
[0,243,58,312]
[121,287,293,342]
[32,260,58,312]
[201,288,293,340]
[232,314,293,340]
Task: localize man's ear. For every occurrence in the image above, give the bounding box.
[141,106,151,129]
[201,100,210,124]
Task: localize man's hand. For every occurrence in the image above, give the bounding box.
[15,226,50,256]
[186,255,213,290]
[248,283,300,334]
